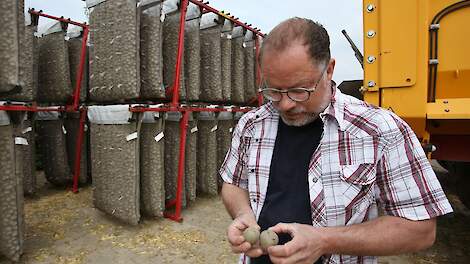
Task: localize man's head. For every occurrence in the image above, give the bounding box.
[260,17,335,126]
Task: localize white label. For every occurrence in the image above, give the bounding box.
[22,127,32,134]
[126,132,138,141]
[229,127,233,133]
[15,137,29,145]
[160,12,166,22]
[84,124,89,131]
[191,126,198,133]
[154,132,164,142]
[242,43,247,48]
[227,34,232,39]
[211,125,218,132]
[62,126,67,134]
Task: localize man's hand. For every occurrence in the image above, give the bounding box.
[267,223,325,264]
[227,212,264,258]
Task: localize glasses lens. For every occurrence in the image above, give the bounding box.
[262,89,282,101]
[287,88,310,102]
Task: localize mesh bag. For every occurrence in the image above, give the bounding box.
[244,37,257,103]
[196,111,218,196]
[164,112,187,208]
[185,113,197,204]
[68,37,88,102]
[216,112,233,189]
[37,29,73,103]
[89,0,141,102]
[64,112,89,185]
[162,9,186,101]
[36,112,72,186]
[140,112,165,217]
[140,2,165,99]
[0,111,24,262]
[184,5,201,102]
[19,115,36,196]
[221,20,233,102]
[89,106,141,225]
[199,14,223,102]
[230,27,245,104]
[0,0,22,93]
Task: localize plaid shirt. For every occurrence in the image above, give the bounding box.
[220,86,453,264]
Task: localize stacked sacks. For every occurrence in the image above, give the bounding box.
[88,0,141,102]
[140,0,165,100]
[64,112,89,185]
[185,113,197,204]
[0,0,23,93]
[67,27,88,102]
[36,111,72,186]
[0,110,25,262]
[244,31,257,104]
[221,20,233,102]
[216,111,233,189]
[184,3,201,102]
[140,111,165,217]
[199,13,223,102]
[196,111,218,196]
[164,112,186,207]
[37,23,73,103]
[88,105,141,225]
[162,0,186,101]
[230,26,245,104]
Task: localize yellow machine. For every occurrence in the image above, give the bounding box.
[344,0,470,207]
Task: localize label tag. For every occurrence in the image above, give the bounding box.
[154,132,164,142]
[227,34,232,39]
[191,126,198,133]
[242,43,247,48]
[160,12,166,22]
[211,125,218,132]
[84,124,89,131]
[62,126,67,134]
[15,137,29,145]
[22,127,32,134]
[126,132,138,141]
[229,127,233,133]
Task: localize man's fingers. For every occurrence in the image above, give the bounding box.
[231,242,251,254]
[268,240,299,258]
[245,246,264,258]
[269,222,296,237]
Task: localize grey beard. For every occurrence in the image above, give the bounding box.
[280,112,318,127]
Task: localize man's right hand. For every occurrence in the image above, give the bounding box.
[227,212,264,258]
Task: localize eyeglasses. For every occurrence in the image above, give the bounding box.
[259,66,327,102]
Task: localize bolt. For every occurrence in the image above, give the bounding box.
[367,56,376,63]
[444,109,450,112]
[368,81,376,87]
[366,4,375,12]
[367,30,376,38]
[443,100,448,104]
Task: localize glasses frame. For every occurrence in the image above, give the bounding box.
[259,66,328,103]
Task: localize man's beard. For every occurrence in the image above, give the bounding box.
[279,109,318,127]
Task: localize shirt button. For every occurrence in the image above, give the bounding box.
[255,139,259,142]
[252,198,257,203]
[256,115,260,118]
[312,178,318,183]
[251,169,255,173]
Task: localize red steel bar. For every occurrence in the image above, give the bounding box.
[130,105,252,113]
[72,27,90,111]
[170,0,190,107]
[0,105,66,112]
[29,9,87,28]
[163,111,190,222]
[189,0,264,37]
[72,107,87,193]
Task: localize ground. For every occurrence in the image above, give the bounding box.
[1,162,469,264]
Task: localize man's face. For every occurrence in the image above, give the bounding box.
[261,43,335,126]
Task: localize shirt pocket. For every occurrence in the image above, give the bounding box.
[340,163,377,224]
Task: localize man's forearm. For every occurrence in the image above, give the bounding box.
[321,216,436,256]
[221,183,253,219]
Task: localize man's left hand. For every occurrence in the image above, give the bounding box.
[267,223,325,264]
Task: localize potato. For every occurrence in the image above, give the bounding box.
[243,226,260,245]
[260,230,279,249]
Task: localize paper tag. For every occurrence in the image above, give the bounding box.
[211,125,218,132]
[84,124,89,131]
[154,132,164,142]
[160,12,166,22]
[15,137,29,145]
[22,127,32,134]
[191,126,198,133]
[126,132,138,141]
[62,126,67,134]
[227,34,232,39]
[242,43,247,48]
[229,127,233,133]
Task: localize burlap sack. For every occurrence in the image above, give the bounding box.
[185,113,197,204]
[184,3,201,102]
[68,36,88,102]
[221,20,233,103]
[230,27,245,104]
[196,111,218,196]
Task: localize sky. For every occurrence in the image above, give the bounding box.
[24,0,364,83]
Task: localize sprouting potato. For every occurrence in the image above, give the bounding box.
[243,226,260,245]
[260,230,279,249]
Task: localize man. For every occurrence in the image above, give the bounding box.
[219,17,453,264]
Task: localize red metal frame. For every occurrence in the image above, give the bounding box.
[170,0,189,107]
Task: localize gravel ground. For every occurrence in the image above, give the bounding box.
[0,162,469,264]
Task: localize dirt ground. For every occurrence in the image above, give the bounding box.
[1,162,469,264]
